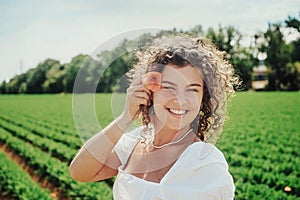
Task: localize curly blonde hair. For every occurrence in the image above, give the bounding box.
[127,33,240,144]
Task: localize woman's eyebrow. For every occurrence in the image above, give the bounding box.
[162,81,202,87]
[161,81,176,86]
[189,83,202,87]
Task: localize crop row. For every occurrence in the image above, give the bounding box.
[0,118,76,163]
[6,111,77,137]
[0,126,112,200]
[0,150,53,200]
[219,138,299,198]
[0,113,115,187]
[218,92,300,199]
[229,164,299,198]
[0,115,82,149]
[0,94,115,139]
[237,182,296,200]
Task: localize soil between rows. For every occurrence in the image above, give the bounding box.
[0,142,66,200]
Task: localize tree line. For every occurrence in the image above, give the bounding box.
[0,13,299,94]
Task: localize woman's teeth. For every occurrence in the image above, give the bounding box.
[169,109,186,115]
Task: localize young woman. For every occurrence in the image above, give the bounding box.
[70,34,239,199]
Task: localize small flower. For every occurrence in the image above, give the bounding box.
[142,72,162,92]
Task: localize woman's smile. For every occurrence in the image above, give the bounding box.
[167,108,188,116]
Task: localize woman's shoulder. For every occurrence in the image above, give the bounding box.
[163,142,235,199]
[188,142,229,168]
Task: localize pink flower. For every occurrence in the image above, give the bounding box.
[142,72,162,92]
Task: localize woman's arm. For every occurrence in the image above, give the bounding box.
[69,80,151,182]
[69,114,132,182]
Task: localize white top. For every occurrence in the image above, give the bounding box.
[113,127,235,200]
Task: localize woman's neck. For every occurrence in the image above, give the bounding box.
[150,116,194,147]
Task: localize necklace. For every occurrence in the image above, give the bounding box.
[152,129,193,149]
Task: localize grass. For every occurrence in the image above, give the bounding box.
[0,92,299,199]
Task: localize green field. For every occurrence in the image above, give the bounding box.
[0,92,299,199]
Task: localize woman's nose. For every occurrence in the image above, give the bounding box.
[173,90,187,106]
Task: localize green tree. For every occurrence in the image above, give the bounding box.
[190,25,204,36]
[3,73,28,94]
[206,25,242,55]
[42,64,66,93]
[26,59,60,93]
[285,14,300,33]
[259,23,297,90]
[63,55,87,93]
[206,25,254,90]
[231,48,256,90]
[285,13,300,90]
[0,81,7,94]
[285,13,300,62]
[96,38,144,93]
[64,54,102,93]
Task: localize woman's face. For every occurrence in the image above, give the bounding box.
[152,64,204,131]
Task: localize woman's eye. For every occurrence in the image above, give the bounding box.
[187,88,199,92]
[162,86,175,90]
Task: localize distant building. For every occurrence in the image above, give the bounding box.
[252,60,269,90]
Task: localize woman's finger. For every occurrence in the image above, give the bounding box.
[133,91,150,101]
[128,92,150,107]
[127,85,151,97]
[130,96,149,106]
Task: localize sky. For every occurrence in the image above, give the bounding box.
[0,0,299,82]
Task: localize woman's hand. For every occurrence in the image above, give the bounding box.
[122,79,152,121]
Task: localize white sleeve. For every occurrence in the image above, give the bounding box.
[160,143,235,200]
[192,162,235,199]
[113,127,141,166]
[195,144,235,199]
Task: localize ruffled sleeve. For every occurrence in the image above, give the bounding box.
[160,142,235,200]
